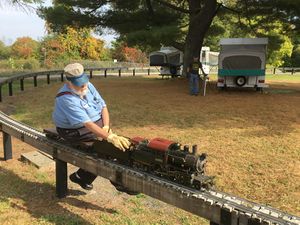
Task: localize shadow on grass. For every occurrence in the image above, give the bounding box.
[0,167,116,224]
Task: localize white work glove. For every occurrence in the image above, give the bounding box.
[107,133,131,151]
[102,125,113,135]
[97,126,113,141]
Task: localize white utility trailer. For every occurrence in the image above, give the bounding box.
[217,38,268,91]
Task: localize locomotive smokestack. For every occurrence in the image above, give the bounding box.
[192,145,197,155]
[183,145,189,152]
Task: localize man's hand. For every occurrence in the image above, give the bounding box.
[107,134,131,151]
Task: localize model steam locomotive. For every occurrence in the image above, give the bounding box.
[44,128,214,190]
[93,137,214,190]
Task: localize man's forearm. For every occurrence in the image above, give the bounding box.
[84,121,108,139]
[101,107,110,127]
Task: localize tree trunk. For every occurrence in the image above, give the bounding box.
[182,0,218,77]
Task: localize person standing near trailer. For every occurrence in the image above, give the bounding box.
[188,57,202,96]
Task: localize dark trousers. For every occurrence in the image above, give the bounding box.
[56,120,104,185]
[189,73,199,95]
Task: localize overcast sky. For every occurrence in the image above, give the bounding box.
[0,1,115,46]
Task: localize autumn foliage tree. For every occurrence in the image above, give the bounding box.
[11,37,39,59]
[58,27,106,60]
[40,27,109,67]
[40,36,65,67]
[111,41,147,63]
[123,46,147,63]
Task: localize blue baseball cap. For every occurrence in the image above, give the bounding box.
[64,63,89,87]
[66,73,89,87]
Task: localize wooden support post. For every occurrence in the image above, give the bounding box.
[89,70,93,79]
[20,78,24,91]
[273,68,276,74]
[220,208,232,225]
[148,68,150,75]
[292,68,294,75]
[47,74,50,84]
[104,69,107,78]
[56,159,68,198]
[202,76,207,97]
[61,73,64,82]
[133,69,135,76]
[0,86,2,102]
[33,76,37,87]
[119,69,121,77]
[8,82,13,96]
[3,132,12,160]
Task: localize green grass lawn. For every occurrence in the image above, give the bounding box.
[0,75,299,224]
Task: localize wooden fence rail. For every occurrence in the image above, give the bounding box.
[0,67,155,102]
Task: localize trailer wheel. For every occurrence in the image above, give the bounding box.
[235,76,247,86]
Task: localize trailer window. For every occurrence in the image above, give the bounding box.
[222,55,262,70]
[150,55,166,66]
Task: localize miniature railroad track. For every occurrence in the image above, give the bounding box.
[1,111,299,225]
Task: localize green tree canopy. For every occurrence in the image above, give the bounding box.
[39,0,300,69]
[0,41,11,59]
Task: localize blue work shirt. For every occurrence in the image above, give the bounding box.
[53,82,106,129]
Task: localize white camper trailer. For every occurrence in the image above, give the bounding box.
[200,47,210,75]
[217,38,268,90]
[149,46,212,77]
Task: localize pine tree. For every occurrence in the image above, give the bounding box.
[38,0,300,73]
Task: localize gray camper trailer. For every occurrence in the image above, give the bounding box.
[217,38,268,90]
[149,47,183,76]
[150,46,213,77]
